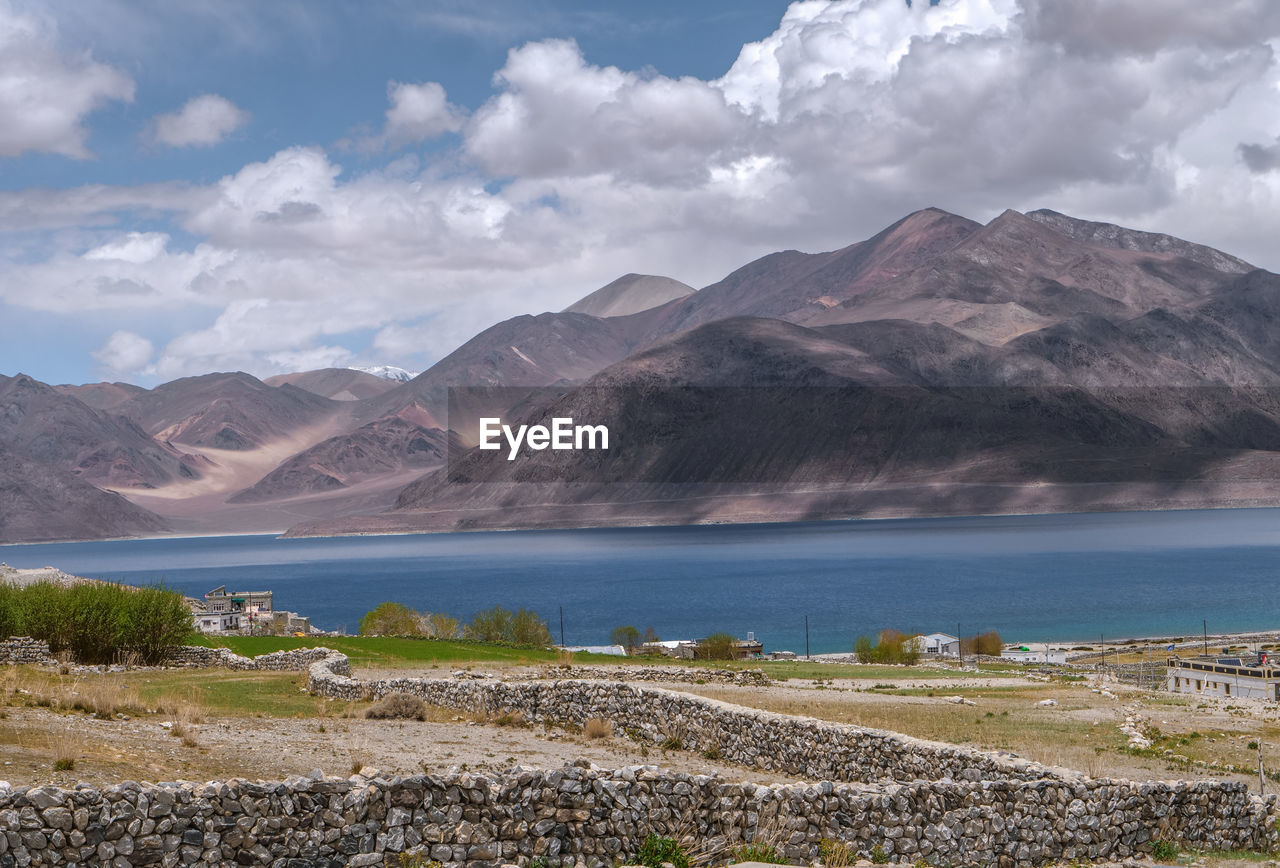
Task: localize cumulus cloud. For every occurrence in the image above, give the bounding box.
[7,0,1280,381]
[383,81,465,146]
[92,330,153,376]
[148,94,249,147]
[0,2,134,158]
[344,81,466,153]
[466,39,744,184]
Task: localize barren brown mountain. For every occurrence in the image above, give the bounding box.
[7,207,1280,543]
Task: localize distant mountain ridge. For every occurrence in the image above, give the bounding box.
[6,207,1280,543]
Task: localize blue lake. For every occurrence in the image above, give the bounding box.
[1,508,1279,654]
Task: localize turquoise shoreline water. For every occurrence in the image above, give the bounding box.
[2,508,1279,655]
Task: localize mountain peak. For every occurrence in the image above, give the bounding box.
[563,273,695,318]
[1026,209,1253,274]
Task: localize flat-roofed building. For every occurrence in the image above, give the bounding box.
[1167,656,1280,700]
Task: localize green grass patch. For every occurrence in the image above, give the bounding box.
[189,635,610,668]
[130,670,328,718]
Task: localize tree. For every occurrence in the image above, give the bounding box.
[466,606,512,642]
[961,631,1003,657]
[359,602,420,637]
[509,609,552,646]
[425,612,460,640]
[853,630,920,665]
[696,632,739,661]
[642,626,660,643]
[611,625,641,652]
[466,606,552,646]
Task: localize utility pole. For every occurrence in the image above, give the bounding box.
[957,622,964,667]
[1204,619,1208,657]
[559,606,565,647]
[805,616,810,660]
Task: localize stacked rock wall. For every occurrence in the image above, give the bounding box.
[164,646,343,672]
[0,636,53,665]
[308,654,1062,786]
[0,764,1271,868]
[535,665,769,686]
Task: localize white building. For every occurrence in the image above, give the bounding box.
[1167,657,1280,700]
[921,633,960,657]
[194,611,241,633]
[1001,644,1067,664]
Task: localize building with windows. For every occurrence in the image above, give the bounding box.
[1166,656,1280,700]
[190,585,274,634]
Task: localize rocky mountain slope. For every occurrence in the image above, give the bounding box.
[6,208,1280,542]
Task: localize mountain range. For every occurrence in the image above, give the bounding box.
[4,207,1280,543]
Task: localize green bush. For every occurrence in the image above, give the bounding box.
[359,602,421,637]
[465,606,552,647]
[696,632,739,660]
[120,586,192,664]
[853,629,921,665]
[636,835,689,868]
[0,581,190,664]
[1149,840,1178,861]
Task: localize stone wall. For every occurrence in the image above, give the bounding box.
[0,636,53,665]
[308,653,1064,786]
[164,646,343,672]
[0,764,1271,868]
[535,665,769,686]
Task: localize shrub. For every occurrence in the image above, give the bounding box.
[359,602,421,637]
[961,631,1003,657]
[870,844,889,864]
[702,745,722,760]
[365,693,428,721]
[731,843,786,864]
[509,609,553,646]
[1150,840,1178,861]
[696,632,739,660]
[611,625,641,652]
[636,835,689,868]
[466,606,552,647]
[660,735,683,751]
[819,839,853,868]
[584,717,612,739]
[853,630,920,665]
[121,586,193,664]
[0,581,189,665]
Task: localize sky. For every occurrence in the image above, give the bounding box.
[2,0,1280,387]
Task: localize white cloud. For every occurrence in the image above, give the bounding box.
[83,231,169,263]
[466,39,744,184]
[148,93,249,148]
[92,330,153,376]
[0,1,133,158]
[383,81,464,146]
[7,0,1280,381]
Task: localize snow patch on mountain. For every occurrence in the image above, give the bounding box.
[350,365,420,382]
